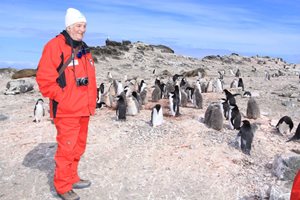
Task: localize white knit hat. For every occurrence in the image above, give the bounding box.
[65,8,87,27]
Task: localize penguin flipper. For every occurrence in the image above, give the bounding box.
[286,136,296,142]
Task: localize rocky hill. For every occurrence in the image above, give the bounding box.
[0,40,299,200]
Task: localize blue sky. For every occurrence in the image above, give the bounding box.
[1,0,300,68]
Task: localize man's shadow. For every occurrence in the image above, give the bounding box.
[22,143,57,195]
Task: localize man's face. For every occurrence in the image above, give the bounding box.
[68,22,86,41]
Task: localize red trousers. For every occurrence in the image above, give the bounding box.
[291,170,300,200]
[53,116,90,194]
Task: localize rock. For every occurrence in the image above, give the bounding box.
[11,69,36,79]
[4,79,34,95]
[279,92,292,98]
[23,143,56,172]
[290,93,299,98]
[202,55,222,61]
[240,194,261,200]
[270,119,278,127]
[272,153,300,181]
[269,185,291,200]
[160,69,172,77]
[259,183,272,199]
[105,39,122,46]
[0,114,8,121]
[182,68,206,78]
[0,67,17,75]
[281,101,294,107]
[250,91,260,97]
[149,45,174,53]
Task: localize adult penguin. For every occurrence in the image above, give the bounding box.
[33,99,45,122]
[116,95,126,121]
[151,104,164,127]
[223,89,240,106]
[287,123,300,142]
[228,104,242,130]
[276,116,294,134]
[238,120,254,155]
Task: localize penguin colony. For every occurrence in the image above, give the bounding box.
[35,65,299,156]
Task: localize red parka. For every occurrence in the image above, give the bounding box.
[291,170,300,200]
[36,31,97,118]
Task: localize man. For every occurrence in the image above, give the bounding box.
[36,8,97,200]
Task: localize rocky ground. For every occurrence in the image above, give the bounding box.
[0,41,299,200]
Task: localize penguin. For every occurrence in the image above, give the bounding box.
[154,77,161,86]
[230,79,239,89]
[200,81,207,93]
[107,71,113,82]
[193,88,203,109]
[140,87,148,105]
[151,83,162,102]
[246,97,260,119]
[287,123,300,142]
[160,83,167,98]
[237,120,254,155]
[155,77,166,98]
[204,102,223,130]
[180,89,188,107]
[132,91,142,110]
[221,98,230,120]
[238,78,244,91]
[243,91,251,98]
[138,80,147,93]
[123,85,131,97]
[103,92,113,108]
[223,89,239,105]
[33,99,45,122]
[180,77,191,90]
[264,71,271,80]
[117,81,124,95]
[113,80,123,95]
[235,69,241,77]
[218,70,224,80]
[185,87,194,102]
[228,104,242,130]
[97,83,105,104]
[172,74,183,82]
[151,104,164,127]
[165,80,175,97]
[206,79,214,93]
[213,78,223,93]
[180,77,187,88]
[96,102,106,109]
[116,95,126,121]
[168,92,179,117]
[276,116,294,134]
[174,85,181,105]
[195,79,202,93]
[126,96,139,116]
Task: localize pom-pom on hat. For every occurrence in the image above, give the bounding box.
[65,8,86,27]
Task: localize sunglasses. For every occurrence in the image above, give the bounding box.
[77,47,90,58]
